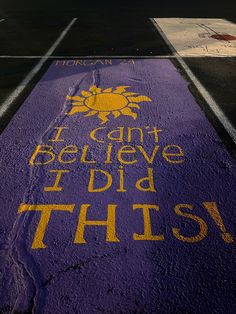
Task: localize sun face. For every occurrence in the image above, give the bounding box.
[66,85,152,124]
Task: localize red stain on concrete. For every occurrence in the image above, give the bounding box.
[211,33,236,41]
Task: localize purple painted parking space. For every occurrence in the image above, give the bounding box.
[0,58,236,313]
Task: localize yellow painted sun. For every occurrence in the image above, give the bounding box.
[66,85,152,124]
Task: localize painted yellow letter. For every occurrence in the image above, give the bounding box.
[107,127,124,142]
[18,204,75,249]
[90,127,105,143]
[88,169,112,192]
[147,127,162,143]
[74,204,120,244]
[58,145,78,164]
[44,169,70,192]
[29,145,55,166]
[133,204,164,240]
[135,168,156,192]
[137,145,159,164]
[80,145,96,163]
[117,145,137,165]
[48,126,68,142]
[172,204,208,242]
[162,145,184,164]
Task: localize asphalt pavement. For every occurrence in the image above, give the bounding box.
[0,3,236,313]
[0,15,236,150]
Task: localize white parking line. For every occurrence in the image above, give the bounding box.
[151,18,236,144]
[0,18,77,118]
[0,55,235,59]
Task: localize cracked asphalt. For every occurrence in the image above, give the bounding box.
[0,2,236,313]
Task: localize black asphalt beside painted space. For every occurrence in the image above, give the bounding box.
[185,58,236,127]
[0,0,235,19]
[0,17,172,132]
[54,18,170,56]
[0,5,236,153]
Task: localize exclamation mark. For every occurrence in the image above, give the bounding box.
[203,202,234,243]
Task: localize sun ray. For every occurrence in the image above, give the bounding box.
[89,85,96,93]
[81,90,92,97]
[98,112,110,124]
[112,111,121,118]
[120,107,137,120]
[89,86,102,94]
[71,101,84,106]
[85,110,98,117]
[127,96,151,103]
[67,95,85,101]
[95,87,102,94]
[67,106,89,115]
[128,103,140,109]
[113,86,130,94]
[103,87,113,93]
